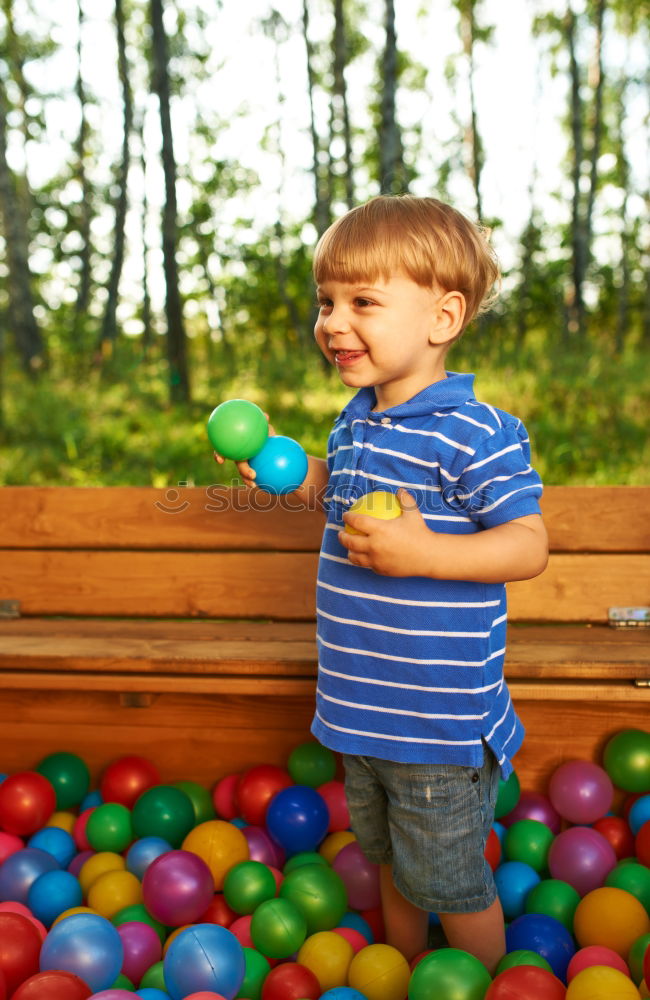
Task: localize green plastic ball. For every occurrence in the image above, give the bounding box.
[279,862,348,934]
[36,751,90,809]
[238,946,271,1000]
[605,861,650,912]
[112,903,167,945]
[603,729,650,793]
[628,931,650,985]
[250,897,308,959]
[408,947,491,1000]
[131,784,196,848]
[283,851,329,874]
[524,878,581,931]
[495,770,521,819]
[504,819,555,872]
[207,398,268,461]
[223,860,277,915]
[174,779,216,825]
[86,802,133,852]
[287,742,337,787]
[139,960,167,991]
[496,949,553,974]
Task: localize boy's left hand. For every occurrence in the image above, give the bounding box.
[339,489,431,576]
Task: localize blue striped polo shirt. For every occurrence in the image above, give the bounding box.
[310,372,543,778]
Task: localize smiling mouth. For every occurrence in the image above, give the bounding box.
[334,350,367,366]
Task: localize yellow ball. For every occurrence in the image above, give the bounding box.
[46,811,77,834]
[79,851,126,897]
[319,831,357,865]
[298,931,354,992]
[347,943,411,1000]
[87,868,142,918]
[345,491,402,534]
[566,964,641,999]
[574,887,650,958]
[182,820,249,890]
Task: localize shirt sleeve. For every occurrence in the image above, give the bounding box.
[456,418,543,528]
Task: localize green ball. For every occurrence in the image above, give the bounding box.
[238,946,271,1000]
[250,897,308,959]
[224,860,277,915]
[605,861,650,912]
[86,802,133,852]
[628,931,650,985]
[131,785,196,847]
[139,960,167,991]
[112,903,167,945]
[279,862,348,933]
[283,851,328,874]
[504,819,555,872]
[287,742,337,787]
[174,780,216,825]
[496,949,553,974]
[36,751,90,809]
[495,770,521,819]
[603,729,650,793]
[524,878,581,931]
[207,398,268,461]
[408,947,491,1000]
[111,973,135,991]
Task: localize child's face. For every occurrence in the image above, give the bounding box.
[314,271,450,410]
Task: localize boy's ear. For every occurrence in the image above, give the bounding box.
[429,290,466,346]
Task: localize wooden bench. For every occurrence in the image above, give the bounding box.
[0,485,648,794]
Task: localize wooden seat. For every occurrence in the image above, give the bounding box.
[0,485,648,791]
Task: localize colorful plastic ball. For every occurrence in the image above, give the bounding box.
[112,903,166,946]
[636,820,650,867]
[487,965,567,999]
[250,897,308,959]
[573,886,650,958]
[567,944,631,981]
[0,771,57,835]
[138,960,166,992]
[136,990,171,1000]
[317,780,350,832]
[260,961,321,1000]
[496,950,553,974]
[494,860,541,920]
[242,825,284,868]
[0,911,43,994]
[131,786,195,849]
[603,730,650,794]
[297,930,354,992]
[181,820,250,891]
[0,847,60,904]
[0,900,46,940]
[40,913,124,992]
[592,816,635,859]
[266,785,330,855]
[338,911,374,943]
[332,926,368,954]
[628,932,650,985]
[548,825,617,896]
[86,803,134,853]
[88,869,143,919]
[628,794,650,835]
[319,831,356,865]
[89,989,135,998]
[126,837,172,880]
[212,774,240,821]
[485,827,502,871]
[223,860,276,915]
[501,790,561,834]
[505,913,576,981]
[28,825,77,868]
[236,765,293,827]
[605,861,650,912]
[495,770,520,819]
[288,742,337,787]
[279,863,348,933]
[79,851,126,896]
[408,948,492,1000]
[235,946,270,1000]
[27,869,83,926]
[0,830,24,863]
[249,436,308,495]
[142,849,214,927]
[98,756,160,809]
[549,759,614,824]
[174,780,216,825]
[525,877,581,932]
[36,752,91,810]
[348,944,410,1000]
[504,818,555,872]
[72,807,95,851]
[9,969,92,999]
[566,964,641,998]
[283,850,328,873]
[330,841,380,910]
[117,920,162,986]
[163,923,245,1000]
[319,990,369,1000]
[207,399,268,461]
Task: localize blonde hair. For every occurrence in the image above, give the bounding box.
[313,195,500,330]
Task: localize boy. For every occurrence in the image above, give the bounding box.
[220,195,548,973]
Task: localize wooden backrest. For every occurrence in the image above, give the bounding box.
[0,486,648,623]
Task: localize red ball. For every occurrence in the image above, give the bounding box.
[485,964,566,999]
[360,906,385,943]
[635,818,650,867]
[332,926,368,953]
[0,912,42,995]
[0,772,56,836]
[198,893,237,928]
[10,970,92,999]
[236,765,293,826]
[592,816,635,859]
[485,827,502,871]
[212,773,240,820]
[260,962,321,1000]
[0,968,5,1000]
[644,936,650,989]
[317,780,350,832]
[100,755,161,808]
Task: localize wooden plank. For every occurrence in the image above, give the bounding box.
[1,485,648,552]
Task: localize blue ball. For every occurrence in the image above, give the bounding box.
[0,847,60,903]
[320,989,370,999]
[163,923,245,1000]
[137,990,172,999]
[249,435,308,495]
[126,836,173,879]
[338,910,374,942]
[28,826,77,868]
[628,793,650,834]
[80,788,104,810]
[265,784,330,855]
[40,912,124,992]
[27,868,82,925]
[494,860,541,920]
[505,912,575,981]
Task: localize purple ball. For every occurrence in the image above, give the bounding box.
[243,825,285,868]
[501,791,562,834]
[332,842,381,910]
[548,826,617,895]
[0,847,59,903]
[142,849,214,926]
[117,920,162,986]
[548,760,614,825]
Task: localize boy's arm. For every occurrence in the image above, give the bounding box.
[340,489,548,583]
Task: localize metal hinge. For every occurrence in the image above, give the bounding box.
[609,606,650,629]
[0,600,20,619]
[634,679,650,688]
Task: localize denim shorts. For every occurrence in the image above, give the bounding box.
[342,748,500,914]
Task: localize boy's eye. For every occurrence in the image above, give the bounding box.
[355,297,374,307]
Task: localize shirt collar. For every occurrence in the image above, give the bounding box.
[340,372,476,421]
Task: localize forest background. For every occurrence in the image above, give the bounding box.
[0,0,648,488]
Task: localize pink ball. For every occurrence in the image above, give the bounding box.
[333,926,368,952]
[548,826,617,895]
[548,759,614,824]
[501,791,561,834]
[0,831,24,863]
[567,944,631,981]
[142,849,214,926]
[317,780,350,832]
[116,920,162,985]
[332,841,381,910]
[243,825,285,868]
[184,994,229,999]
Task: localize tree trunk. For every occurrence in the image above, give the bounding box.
[72,0,93,334]
[565,6,586,337]
[459,0,484,219]
[332,0,354,208]
[0,80,44,373]
[302,0,330,237]
[137,118,154,353]
[378,0,406,194]
[150,0,191,403]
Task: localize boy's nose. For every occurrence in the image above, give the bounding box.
[321,305,351,334]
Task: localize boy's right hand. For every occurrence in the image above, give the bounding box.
[213,414,276,489]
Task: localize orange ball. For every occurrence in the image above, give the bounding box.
[573,887,650,958]
[182,820,249,890]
